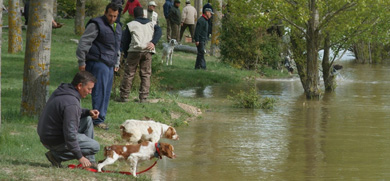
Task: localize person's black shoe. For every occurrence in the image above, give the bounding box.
[45,151,62,168]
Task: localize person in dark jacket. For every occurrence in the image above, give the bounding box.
[167,0,181,41]
[194,8,213,69]
[76,3,122,130]
[202,1,213,40]
[163,0,173,41]
[116,7,162,103]
[38,71,100,168]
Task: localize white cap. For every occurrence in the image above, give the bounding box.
[148,1,157,6]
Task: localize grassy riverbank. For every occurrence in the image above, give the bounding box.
[0,17,287,180]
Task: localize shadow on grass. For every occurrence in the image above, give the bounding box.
[1,158,51,168]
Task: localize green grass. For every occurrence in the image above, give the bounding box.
[0,15,281,180]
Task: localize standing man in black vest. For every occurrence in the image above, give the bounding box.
[76,3,122,130]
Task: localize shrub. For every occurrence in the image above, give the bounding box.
[227,87,277,109]
[57,0,109,18]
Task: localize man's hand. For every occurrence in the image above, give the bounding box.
[181,23,184,26]
[146,42,155,50]
[89,109,100,120]
[115,67,119,72]
[196,42,199,46]
[79,65,86,71]
[79,156,91,168]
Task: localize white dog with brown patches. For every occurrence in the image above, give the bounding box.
[97,141,176,177]
[120,119,179,144]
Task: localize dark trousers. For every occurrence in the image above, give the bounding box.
[179,23,195,42]
[120,52,152,100]
[86,61,114,125]
[195,42,206,69]
[43,117,100,163]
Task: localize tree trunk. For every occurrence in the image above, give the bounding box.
[322,34,336,92]
[194,0,203,19]
[75,0,86,35]
[21,0,53,116]
[210,0,222,56]
[291,31,307,91]
[0,0,3,129]
[305,0,320,99]
[53,0,57,18]
[8,0,23,53]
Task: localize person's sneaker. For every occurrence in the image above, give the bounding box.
[115,97,129,102]
[45,151,62,168]
[95,123,109,130]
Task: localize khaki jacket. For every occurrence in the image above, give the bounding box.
[181,4,197,25]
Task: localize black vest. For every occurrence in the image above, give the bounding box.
[86,16,122,67]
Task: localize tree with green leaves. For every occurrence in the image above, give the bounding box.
[21,0,53,116]
[226,0,390,98]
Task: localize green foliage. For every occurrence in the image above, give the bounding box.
[227,87,276,109]
[57,0,109,18]
[86,0,109,17]
[57,0,76,18]
[220,1,283,70]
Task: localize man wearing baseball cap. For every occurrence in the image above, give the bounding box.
[194,7,213,69]
[167,0,181,41]
[143,1,159,24]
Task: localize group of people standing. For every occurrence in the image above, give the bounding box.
[164,0,213,70]
[37,0,214,170]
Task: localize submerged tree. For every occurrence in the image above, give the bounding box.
[8,0,23,53]
[224,0,390,98]
[21,0,53,116]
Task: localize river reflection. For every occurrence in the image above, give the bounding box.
[148,62,390,180]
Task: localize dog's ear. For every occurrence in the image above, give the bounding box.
[120,125,125,131]
[165,127,173,139]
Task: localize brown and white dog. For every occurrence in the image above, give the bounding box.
[120,119,179,144]
[97,141,176,177]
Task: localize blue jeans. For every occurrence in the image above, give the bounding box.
[86,61,114,125]
[44,117,100,163]
[195,42,206,69]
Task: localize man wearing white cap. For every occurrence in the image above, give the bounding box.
[144,1,159,24]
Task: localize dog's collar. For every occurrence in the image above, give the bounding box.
[154,142,162,159]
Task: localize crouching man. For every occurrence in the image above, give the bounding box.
[37,71,100,168]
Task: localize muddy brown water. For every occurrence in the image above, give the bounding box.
[144,62,390,180]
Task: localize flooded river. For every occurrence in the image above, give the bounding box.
[149,61,390,180]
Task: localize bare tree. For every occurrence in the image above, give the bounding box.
[210,0,222,56]
[75,0,86,35]
[0,0,3,129]
[8,0,23,53]
[53,0,58,18]
[194,0,202,18]
[21,0,53,116]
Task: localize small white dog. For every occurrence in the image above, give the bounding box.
[120,119,179,144]
[161,39,178,66]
